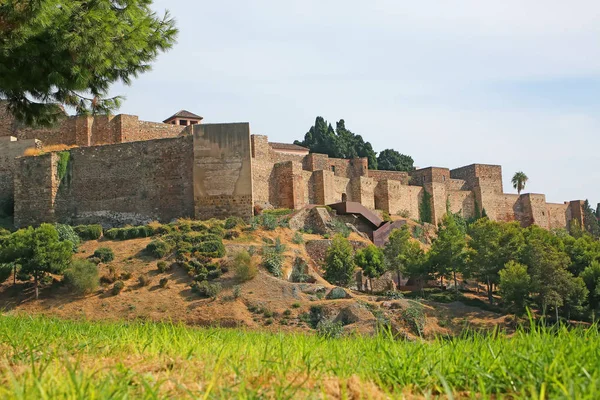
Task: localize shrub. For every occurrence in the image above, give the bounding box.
[157,261,169,273]
[159,277,169,288]
[324,235,355,286]
[0,263,12,284]
[74,224,103,240]
[54,223,80,251]
[232,251,258,282]
[316,320,344,338]
[191,280,222,298]
[146,240,172,258]
[331,219,351,238]
[398,209,410,218]
[233,284,241,299]
[93,247,114,263]
[273,237,286,254]
[208,225,225,237]
[207,269,222,281]
[292,232,304,244]
[224,216,244,230]
[290,257,312,283]
[224,230,240,240]
[401,303,426,336]
[112,280,125,295]
[104,226,153,241]
[88,257,102,265]
[63,260,99,295]
[262,249,283,277]
[196,240,225,258]
[138,274,151,287]
[291,302,301,309]
[382,290,404,300]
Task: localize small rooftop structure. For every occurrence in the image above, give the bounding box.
[269,142,309,155]
[163,110,203,126]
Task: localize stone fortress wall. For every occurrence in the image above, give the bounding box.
[0,102,585,230]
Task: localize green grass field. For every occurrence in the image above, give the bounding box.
[0,315,598,399]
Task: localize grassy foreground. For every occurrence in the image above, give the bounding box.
[0,316,598,399]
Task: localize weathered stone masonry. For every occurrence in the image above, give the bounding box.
[0,103,586,230]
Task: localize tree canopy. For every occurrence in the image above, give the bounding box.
[0,0,178,126]
[377,149,415,172]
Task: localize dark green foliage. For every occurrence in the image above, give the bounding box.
[0,224,73,299]
[499,261,531,314]
[196,241,225,258]
[308,305,325,328]
[159,277,169,288]
[419,191,432,224]
[54,223,80,251]
[207,269,222,281]
[583,200,600,238]
[146,240,172,259]
[262,209,294,217]
[105,226,153,241]
[74,224,103,241]
[63,260,99,295]
[401,303,426,336]
[191,280,221,299]
[324,235,355,286]
[93,247,114,263]
[355,244,385,291]
[376,149,415,172]
[1,0,178,126]
[224,217,244,229]
[56,151,70,181]
[384,226,425,287]
[581,261,600,311]
[112,281,125,295]
[427,213,469,291]
[208,225,225,237]
[224,230,240,240]
[295,117,378,169]
[0,263,12,283]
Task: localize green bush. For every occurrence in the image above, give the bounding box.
[191,280,222,298]
[263,209,293,217]
[74,224,103,241]
[63,260,99,295]
[0,263,12,283]
[207,269,222,281]
[224,230,240,240]
[159,277,169,288]
[233,284,241,299]
[224,217,244,230]
[104,226,153,241]
[232,251,258,282]
[262,249,283,277]
[401,303,426,336]
[112,280,125,295]
[316,320,344,338]
[157,261,169,273]
[290,257,312,283]
[54,223,80,251]
[93,247,114,263]
[196,240,226,258]
[292,232,304,244]
[146,240,172,258]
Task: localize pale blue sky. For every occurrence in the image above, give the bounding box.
[109,0,600,205]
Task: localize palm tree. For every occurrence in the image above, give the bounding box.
[512,171,528,195]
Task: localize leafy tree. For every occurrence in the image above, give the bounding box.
[0,224,73,299]
[581,261,600,313]
[295,117,378,169]
[511,171,528,195]
[468,219,524,304]
[355,244,385,292]
[419,191,432,224]
[564,234,600,276]
[377,149,414,172]
[0,0,178,126]
[563,277,588,320]
[384,226,425,287]
[0,263,12,283]
[324,235,355,286]
[522,226,574,317]
[583,200,600,238]
[427,213,468,292]
[499,261,531,315]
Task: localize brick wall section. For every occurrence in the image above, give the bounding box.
[375,180,423,218]
[14,153,58,227]
[547,203,569,230]
[448,190,476,218]
[272,161,306,209]
[0,137,40,208]
[368,169,410,184]
[193,123,253,220]
[28,136,196,227]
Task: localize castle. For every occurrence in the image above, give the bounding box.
[0,104,586,230]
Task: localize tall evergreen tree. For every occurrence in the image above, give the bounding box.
[583,200,600,238]
[427,213,468,292]
[377,149,415,172]
[0,0,178,126]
